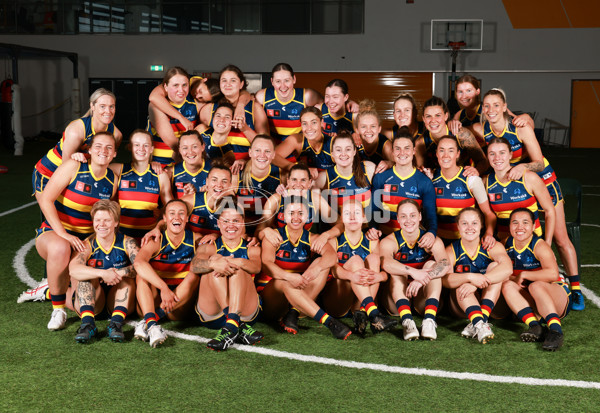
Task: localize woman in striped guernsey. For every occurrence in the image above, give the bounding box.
[442,208,512,344]
[36,132,118,332]
[384,93,421,141]
[196,102,236,167]
[166,130,211,199]
[502,208,572,351]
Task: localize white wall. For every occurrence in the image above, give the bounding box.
[1,0,599,136]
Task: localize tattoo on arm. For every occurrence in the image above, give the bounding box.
[115,265,135,278]
[75,252,86,265]
[429,259,449,278]
[190,256,212,274]
[115,287,129,304]
[77,281,95,307]
[524,161,544,172]
[125,237,139,263]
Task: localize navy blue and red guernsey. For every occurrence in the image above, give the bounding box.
[263,87,305,142]
[147,94,199,166]
[325,164,372,209]
[486,172,541,240]
[505,235,567,283]
[457,104,482,128]
[393,228,432,269]
[39,162,115,238]
[35,116,115,179]
[237,165,281,221]
[336,232,371,264]
[419,125,456,170]
[450,239,492,275]
[86,232,132,271]
[392,124,420,139]
[150,229,195,286]
[172,160,210,199]
[117,163,161,239]
[200,127,234,161]
[432,167,476,241]
[188,192,219,235]
[358,134,390,166]
[276,192,315,230]
[321,103,354,136]
[256,227,312,292]
[299,134,335,171]
[209,101,255,160]
[371,166,437,235]
[215,237,250,260]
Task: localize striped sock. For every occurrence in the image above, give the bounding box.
[289,307,300,317]
[144,312,158,329]
[395,299,413,321]
[313,309,332,327]
[111,306,127,324]
[465,305,484,326]
[225,313,241,334]
[517,307,540,327]
[361,297,380,318]
[568,275,581,291]
[50,293,66,310]
[79,304,95,325]
[423,298,439,321]
[481,299,495,322]
[545,313,562,334]
[155,307,167,320]
[45,289,51,300]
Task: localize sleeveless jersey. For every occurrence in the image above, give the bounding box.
[86,232,131,270]
[432,167,476,240]
[419,125,457,170]
[215,237,250,260]
[486,172,541,239]
[358,133,389,166]
[325,163,372,209]
[503,234,566,283]
[237,164,281,218]
[118,163,161,239]
[457,104,482,128]
[40,162,115,237]
[393,228,431,269]
[201,127,235,161]
[321,103,354,136]
[150,229,195,286]
[450,239,491,275]
[35,116,116,179]
[263,87,305,142]
[172,160,210,199]
[336,232,371,264]
[276,192,315,230]
[148,94,198,166]
[188,191,220,235]
[299,134,335,171]
[210,101,255,160]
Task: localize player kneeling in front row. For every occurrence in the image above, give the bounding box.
[133,199,201,347]
[68,200,139,343]
[442,207,512,343]
[381,200,450,341]
[190,198,264,351]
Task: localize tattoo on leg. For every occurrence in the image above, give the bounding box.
[115,287,129,304]
[77,281,95,307]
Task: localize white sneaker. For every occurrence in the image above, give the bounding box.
[148,324,167,348]
[461,322,477,339]
[134,320,149,341]
[474,320,494,343]
[402,318,419,341]
[47,308,67,331]
[17,279,48,303]
[421,318,437,340]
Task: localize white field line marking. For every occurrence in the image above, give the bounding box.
[583,223,600,229]
[0,201,37,217]
[580,284,600,309]
[13,239,38,288]
[584,193,600,197]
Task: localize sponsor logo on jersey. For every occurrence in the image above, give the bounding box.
[75,181,92,193]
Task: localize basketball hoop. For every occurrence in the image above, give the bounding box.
[448,41,466,59]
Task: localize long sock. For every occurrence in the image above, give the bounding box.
[80,305,95,326]
[313,309,332,327]
[465,305,484,326]
[144,312,158,329]
[361,297,380,318]
[51,293,66,310]
[225,313,241,334]
[517,307,540,327]
[288,307,300,317]
[545,313,563,334]
[111,306,127,323]
[395,299,413,321]
[154,307,167,320]
[423,298,439,321]
[45,289,51,300]
[481,299,495,322]
[568,275,581,291]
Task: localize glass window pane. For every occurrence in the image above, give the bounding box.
[262,0,309,34]
[230,1,260,34]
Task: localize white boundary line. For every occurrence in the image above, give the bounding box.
[0,201,37,217]
[13,239,38,288]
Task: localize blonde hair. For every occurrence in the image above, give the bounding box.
[241,134,275,189]
[84,88,116,118]
[91,199,121,222]
[354,99,381,128]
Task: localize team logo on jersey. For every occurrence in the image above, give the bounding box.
[267,109,281,117]
[88,259,104,268]
[276,250,291,258]
[75,181,92,193]
[456,264,471,273]
[394,252,408,261]
[160,254,169,261]
[435,187,444,195]
[384,184,399,193]
[323,122,332,131]
[121,180,136,189]
[175,182,185,189]
[489,193,502,202]
[338,252,350,261]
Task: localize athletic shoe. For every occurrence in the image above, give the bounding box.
[107,321,125,342]
[352,310,368,336]
[401,318,419,341]
[148,324,167,348]
[327,318,352,340]
[47,308,67,331]
[280,309,299,335]
[420,318,437,340]
[75,323,98,343]
[369,314,398,334]
[571,290,585,311]
[474,320,494,344]
[134,320,149,342]
[461,322,477,339]
[542,330,564,351]
[17,279,48,303]
[236,323,264,345]
[207,327,238,351]
[520,324,544,342]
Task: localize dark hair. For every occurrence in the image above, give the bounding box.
[91,131,117,147]
[423,96,449,115]
[391,126,414,146]
[271,63,294,78]
[393,93,419,132]
[216,196,245,217]
[219,64,248,90]
[127,129,153,152]
[179,130,207,165]
[289,163,311,178]
[332,133,368,188]
[486,136,512,153]
[282,195,310,215]
[456,207,484,226]
[215,99,235,114]
[456,74,481,106]
[205,78,221,100]
[162,67,189,85]
[208,160,232,178]
[300,106,322,120]
[325,78,349,95]
[397,198,421,212]
[509,207,535,222]
[163,199,190,216]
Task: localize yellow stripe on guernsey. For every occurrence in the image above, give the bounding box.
[153,231,195,282]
